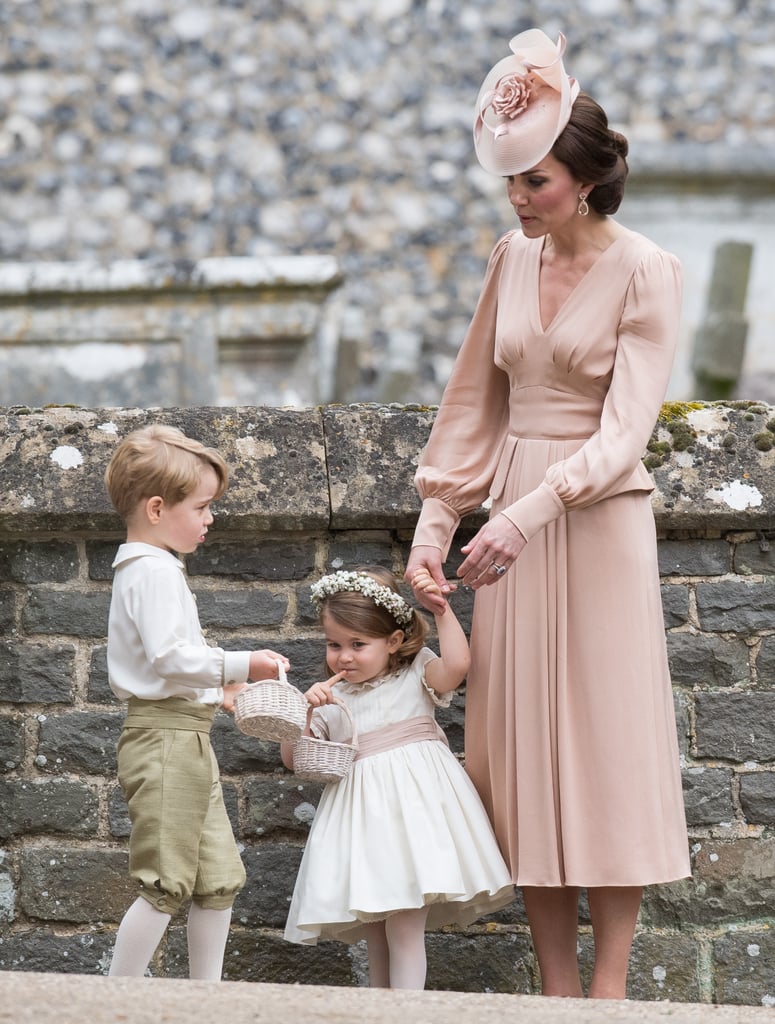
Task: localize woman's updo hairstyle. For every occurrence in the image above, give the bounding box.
[551,92,629,215]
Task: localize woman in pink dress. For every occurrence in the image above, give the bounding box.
[405,28,690,999]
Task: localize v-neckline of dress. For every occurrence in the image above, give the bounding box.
[534,232,628,335]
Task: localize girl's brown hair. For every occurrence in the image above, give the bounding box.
[552,92,629,215]
[318,566,429,675]
[104,424,228,522]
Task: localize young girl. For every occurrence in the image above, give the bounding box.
[281,567,514,990]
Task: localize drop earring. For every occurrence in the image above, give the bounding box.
[577,193,590,216]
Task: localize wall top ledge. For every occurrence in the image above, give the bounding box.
[0,401,774,535]
[0,255,343,298]
[648,400,775,530]
[0,406,329,533]
[629,141,775,185]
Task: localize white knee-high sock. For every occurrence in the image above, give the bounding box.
[187,904,232,981]
[385,907,430,990]
[109,897,171,977]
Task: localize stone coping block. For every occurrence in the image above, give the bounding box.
[0,255,343,297]
[647,401,775,529]
[2,972,774,1024]
[0,407,328,532]
[324,403,430,528]
[1,400,774,534]
[629,142,775,184]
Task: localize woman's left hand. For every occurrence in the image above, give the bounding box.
[456,513,527,588]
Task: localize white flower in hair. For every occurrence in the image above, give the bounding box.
[310,571,414,627]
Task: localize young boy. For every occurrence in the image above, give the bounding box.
[104,423,289,980]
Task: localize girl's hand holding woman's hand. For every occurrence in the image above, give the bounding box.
[411,567,443,597]
[405,545,453,615]
[410,568,456,617]
[304,671,347,707]
[457,513,527,589]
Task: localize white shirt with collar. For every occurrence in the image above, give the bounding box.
[107,541,251,704]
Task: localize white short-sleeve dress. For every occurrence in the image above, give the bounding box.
[284,648,515,945]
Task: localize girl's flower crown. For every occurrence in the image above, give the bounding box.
[310,570,414,627]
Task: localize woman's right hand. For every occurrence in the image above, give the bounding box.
[405,545,451,615]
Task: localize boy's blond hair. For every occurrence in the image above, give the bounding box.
[104,424,229,522]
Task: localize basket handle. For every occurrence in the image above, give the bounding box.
[329,695,358,747]
[247,658,289,687]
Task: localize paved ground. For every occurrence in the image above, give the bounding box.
[1,973,774,1024]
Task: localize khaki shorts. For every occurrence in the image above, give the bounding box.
[117,697,246,915]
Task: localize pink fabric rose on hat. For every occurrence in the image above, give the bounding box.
[473,28,580,176]
[490,73,533,121]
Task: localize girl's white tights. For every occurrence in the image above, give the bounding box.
[108,897,232,980]
[364,906,430,990]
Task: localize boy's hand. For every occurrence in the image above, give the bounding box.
[248,649,291,681]
[304,672,347,707]
[222,681,247,713]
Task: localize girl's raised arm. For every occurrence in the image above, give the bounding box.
[413,570,470,694]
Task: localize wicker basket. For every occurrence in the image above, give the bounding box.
[292,697,358,784]
[233,661,308,742]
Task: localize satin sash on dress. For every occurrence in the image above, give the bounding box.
[353,714,448,761]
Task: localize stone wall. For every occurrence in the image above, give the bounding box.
[2,402,775,1004]
[1,1,774,404]
[0,256,342,409]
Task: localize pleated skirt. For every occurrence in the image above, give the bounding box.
[465,437,690,887]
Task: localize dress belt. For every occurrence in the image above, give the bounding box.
[353,714,448,761]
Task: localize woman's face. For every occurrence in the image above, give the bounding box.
[505,153,585,237]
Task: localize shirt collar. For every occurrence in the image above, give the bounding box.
[111,542,185,570]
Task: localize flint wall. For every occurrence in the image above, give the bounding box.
[2,402,775,1004]
[2,1,775,404]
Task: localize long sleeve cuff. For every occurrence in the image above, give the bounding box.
[499,481,565,542]
[411,497,462,560]
[223,650,252,685]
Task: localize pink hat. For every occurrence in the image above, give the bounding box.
[473,29,580,176]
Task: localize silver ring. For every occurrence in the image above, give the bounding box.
[491,562,507,577]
